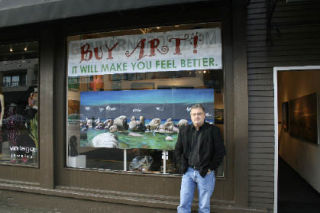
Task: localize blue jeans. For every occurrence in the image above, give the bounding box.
[177,167,215,213]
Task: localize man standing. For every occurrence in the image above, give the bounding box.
[175,104,226,213]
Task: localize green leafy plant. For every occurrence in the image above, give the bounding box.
[29,113,38,149]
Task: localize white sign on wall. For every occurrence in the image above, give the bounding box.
[68,27,222,76]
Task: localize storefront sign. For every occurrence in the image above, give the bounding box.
[68,27,222,76]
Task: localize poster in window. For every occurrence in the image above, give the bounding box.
[79,88,215,150]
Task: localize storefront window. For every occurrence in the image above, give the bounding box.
[66,24,224,176]
[0,41,39,166]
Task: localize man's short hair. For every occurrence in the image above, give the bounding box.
[190,104,205,112]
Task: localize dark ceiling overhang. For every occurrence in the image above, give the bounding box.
[0,0,210,28]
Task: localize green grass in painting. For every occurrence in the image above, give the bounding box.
[80,129,177,150]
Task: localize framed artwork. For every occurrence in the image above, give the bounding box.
[289,93,319,144]
[282,102,289,132]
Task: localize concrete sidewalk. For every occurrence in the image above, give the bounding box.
[0,190,61,213]
[0,206,60,213]
[0,205,61,213]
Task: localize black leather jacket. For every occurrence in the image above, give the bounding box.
[175,122,226,177]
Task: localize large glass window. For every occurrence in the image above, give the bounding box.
[66,24,224,176]
[0,41,39,166]
[3,72,27,88]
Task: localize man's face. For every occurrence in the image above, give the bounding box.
[190,107,205,128]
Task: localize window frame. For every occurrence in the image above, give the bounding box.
[58,26,233,200]
[0,30,42,183]
[54,2,248,208]
[65,24,225,175]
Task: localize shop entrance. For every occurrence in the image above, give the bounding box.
[274,66,320,213]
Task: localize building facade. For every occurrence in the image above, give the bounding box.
[0,0,319,212]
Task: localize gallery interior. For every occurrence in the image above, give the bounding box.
[277,69,320,212]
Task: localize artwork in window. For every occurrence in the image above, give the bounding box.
[79,88,214,150]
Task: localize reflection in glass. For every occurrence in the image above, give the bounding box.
[0,41,39,166]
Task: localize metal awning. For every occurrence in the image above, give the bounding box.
[0,0,209,28]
